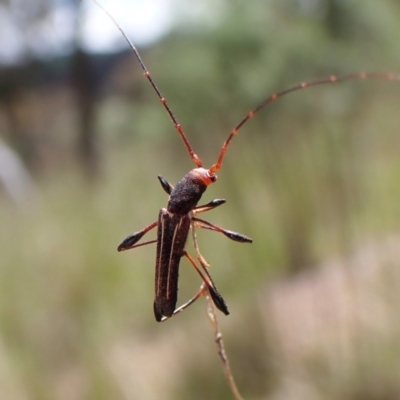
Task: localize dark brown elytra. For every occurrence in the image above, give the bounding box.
[94,2,400,322]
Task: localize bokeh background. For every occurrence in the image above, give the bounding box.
[1,0,400,399]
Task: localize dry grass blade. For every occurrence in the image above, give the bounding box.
[205,292,245,400]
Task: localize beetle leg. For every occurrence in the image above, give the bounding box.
[183,251,229,316]
[117,221,158,251]
[160,283,207,322]
[193,217,252,243]
[157,175,174,195]
[193,199,226,215]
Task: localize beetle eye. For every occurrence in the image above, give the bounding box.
[209,173,217,183]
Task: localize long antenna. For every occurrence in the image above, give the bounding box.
[92,0,203,167]
[209,72,400,174]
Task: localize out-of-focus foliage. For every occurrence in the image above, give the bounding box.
[1,0,400,399]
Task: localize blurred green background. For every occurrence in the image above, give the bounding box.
[1,0,400,399]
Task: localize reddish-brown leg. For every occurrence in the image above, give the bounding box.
[117,221,158,251]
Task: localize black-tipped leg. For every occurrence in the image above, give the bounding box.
[158,175,173,195]
[190,224,229,315]
[183,251,229,316]
[193,217,253,243]
[117,221,158,251]
[208,286,229,315]
[193,199,226,215]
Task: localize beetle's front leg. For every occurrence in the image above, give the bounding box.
[157,175,174,195]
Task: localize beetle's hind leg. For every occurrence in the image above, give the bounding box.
[159,283,207,322]
[159,247,230,321]
[183,251,229,316]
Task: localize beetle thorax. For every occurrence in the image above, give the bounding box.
[167,168,217,214]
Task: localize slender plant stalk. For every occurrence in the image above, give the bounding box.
[205,291,245,400]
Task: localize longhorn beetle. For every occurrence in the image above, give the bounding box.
[92,2,400,398]
[94,3,400,322]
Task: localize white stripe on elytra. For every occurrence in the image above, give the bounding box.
[156,214,165,297]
